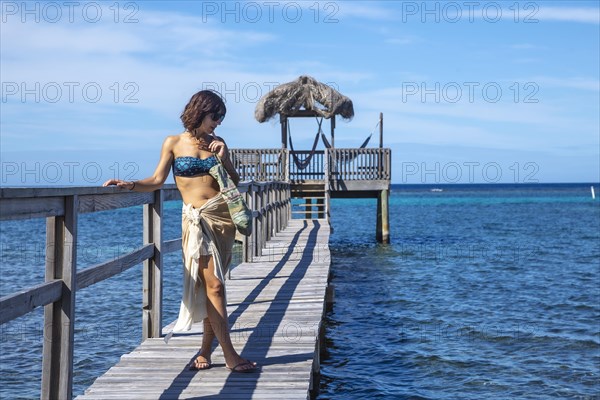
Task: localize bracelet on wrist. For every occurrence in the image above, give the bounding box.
[130,181,136,190]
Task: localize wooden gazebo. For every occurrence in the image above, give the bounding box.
[231,75,391,243]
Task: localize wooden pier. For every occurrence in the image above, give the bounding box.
[1,138,390,399]
[78,219,330,399]
[0,182,294,400]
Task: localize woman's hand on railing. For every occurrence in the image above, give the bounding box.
[103,179,136,190]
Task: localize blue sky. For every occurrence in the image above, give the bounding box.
[1,0,599,185]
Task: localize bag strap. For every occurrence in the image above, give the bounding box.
[211,154,238,191]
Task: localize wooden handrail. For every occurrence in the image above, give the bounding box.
[0,180,290,400]
[229,147,392,183]
[76,244,155,290]
[0,280,63,324]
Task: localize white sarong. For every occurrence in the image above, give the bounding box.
[172,194,235,332]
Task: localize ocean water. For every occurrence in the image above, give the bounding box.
[0,183,599,399]
[318,184,600,400]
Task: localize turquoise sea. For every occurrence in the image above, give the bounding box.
[1,183,599,399]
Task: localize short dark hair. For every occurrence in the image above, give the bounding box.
[180,90,226,132]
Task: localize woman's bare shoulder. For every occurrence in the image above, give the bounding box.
[163,133,186,148]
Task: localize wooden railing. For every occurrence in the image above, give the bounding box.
[231,149,287,182]
[289,150,326,181]
[0,182,290,400]
[328,148,392,181]
[230,148,391,183]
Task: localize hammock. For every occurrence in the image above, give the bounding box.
[320,116,373,150]
[289,117,375,169]
[288,118,322,170]
[325,118,375,163]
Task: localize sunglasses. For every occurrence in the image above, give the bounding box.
[211,113,225,123]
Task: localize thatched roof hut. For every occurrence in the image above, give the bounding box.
[255,75,354,123]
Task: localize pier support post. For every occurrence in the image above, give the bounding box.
[42,195,78,400]
[317,197,324,219]
[306,198,313,219]
[376,189,390,244]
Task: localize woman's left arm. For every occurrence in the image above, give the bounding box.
[210,137,240,186]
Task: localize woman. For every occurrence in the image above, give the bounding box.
[103,90,257,373]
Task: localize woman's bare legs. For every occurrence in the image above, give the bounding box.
[189,318,215,369]
[200,318,215,356]
[197,255,256,371]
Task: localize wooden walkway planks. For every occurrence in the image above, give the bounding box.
[77,219,330,400]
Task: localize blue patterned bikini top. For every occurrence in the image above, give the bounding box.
[172,155,218,177]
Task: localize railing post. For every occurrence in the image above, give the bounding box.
[277,184,283,233]
[263,185,268,246]
[288,184,291,227]
[283,183,288,230]
[264,184,269,242]
[41,195,78,400]
[257,185,264,257]
[244,186,256,262]
[379,112,383,148]
[273,184,278,235]
[324,149,330,221]
[378,148,382,179]
[273,184,277,235]
[284,148,290,182]
[143,190,163,340]
[260,184,265,256]
[268,184,274,240]
[242,186,250,263]
[265,184,270,241]
[388,149,392,180]
[252,183,260,259]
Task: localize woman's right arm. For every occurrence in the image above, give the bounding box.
[103,136,176,191]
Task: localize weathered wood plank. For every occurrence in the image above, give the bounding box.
[143,190,163,340]
[1,181,292,400]
[77,220,330,400]
[164,238,182,254]
[0,185,172,198]
[76,244,154,290]
[42,195,78,400]
[78,192,154,213]
[0,196,64,220]
[0,280,63,324]
[163,188,182,202]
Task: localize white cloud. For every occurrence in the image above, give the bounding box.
[537,7,600,24]
[1,7,275,59]
[320,3,600,25]
[531,76,600,92]
[332,82,599,154]
[385,35,422,45]
[1,2,598,183]
[334,2,397,21]
[0,7,282,135]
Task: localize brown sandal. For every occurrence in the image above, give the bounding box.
[189,355,212,371]
[226,360,258,373]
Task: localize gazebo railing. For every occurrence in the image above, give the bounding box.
[289,150,325,181]
[230,148,391,182]
[231,149,287,182]
[328,148,391,181]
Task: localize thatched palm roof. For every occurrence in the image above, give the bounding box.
[255,75,354,122]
